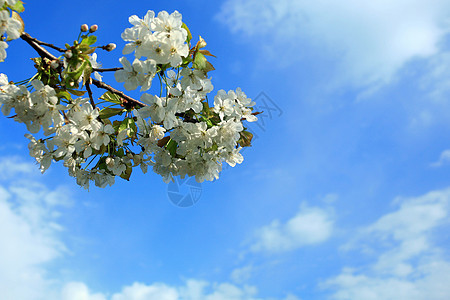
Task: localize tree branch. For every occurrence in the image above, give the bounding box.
[93,67,123,72]
[20,32,146,108]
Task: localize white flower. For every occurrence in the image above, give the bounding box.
[0,10,22,40]
[139,94,165,122]
[213,90,234,120]
[91,124,114,150]
[121,27,149,58]
[140,59,157,91]
[0,73,8,86]
[128,10,155,32]
[89,53,103,81]
[0,41,8,62]
[72,103,101,131]
[141,37,170,64]
[114,57,144,91]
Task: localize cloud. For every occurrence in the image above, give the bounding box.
[323,188,450,299]
[0,157,71,300]
[217,0,450,87]
[431,149,450,167]
[250,204,333,253]
[61,282,106,300]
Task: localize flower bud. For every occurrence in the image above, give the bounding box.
[89,24,98,33]
[50,60,60,70]
[106,157,115,168]
[80,24,89,32]
[105,43,116,52]
[65,50,73,59]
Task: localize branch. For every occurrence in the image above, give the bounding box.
[21,33,65,52]
[93,67,123,72]
[20,32,58,61]
[91,79,145,107]
[20,32,146,108]
[85,81,96,109]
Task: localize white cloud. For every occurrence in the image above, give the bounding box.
[0,154,300,299]
[323,188,450,299]
[231,265,253,284]
[61,282,106,300]
[0,157,71,300]
[217,0,450,86]
[431,149,450,167]
[250,205,333,253]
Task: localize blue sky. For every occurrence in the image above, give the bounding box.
[1,0,450,299]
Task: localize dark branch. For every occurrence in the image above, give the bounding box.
[21,32,146,108]
[21,34,65,52]
[85,81,96,109]
[93,67,123,73]
[91,79,145,107]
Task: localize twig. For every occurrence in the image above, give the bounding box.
[91,79,146,107]
[22,34,65,52]
[93,67,123,72]
[85,80,96,109]
[20,32,146,108]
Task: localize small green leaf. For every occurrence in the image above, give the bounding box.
[166,139,178,157]
[81,35,97,46]
[67,89,86,96]
[119,164,133,181]
[99,108,124,119]
[9,0,25,13]
[100,91,122,105]
[193,52,207,71]
[56,90,72,101]
[118,118,137,137]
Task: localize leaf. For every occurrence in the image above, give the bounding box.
[83,46,97,55]
[82,66,92,86]
[81,35,97,46]
[199,50,216,57]
[238,131,253,147]
[166,139,178,157]
[119,164,133,181]
[100,91,122,105]
[56,90,72,101]
[8,12,24,41]
[67,89,86,96]
[99,108,124,119]
[204,61,215,73]
[9,1,25,13]
[118,118,137,137]
[193,52,207,71]
[182,23,192,44]
[157,136,170,147]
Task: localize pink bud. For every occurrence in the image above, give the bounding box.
[105,43,116,52]
[80,24,89,32]
[89,24,98,33]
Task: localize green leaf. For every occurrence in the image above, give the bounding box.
[193,52,207,71]
[56,90,72,101]
[100,91,122,105]
[9,0,25,13]
[68,59,89,82]
[119,164,133,181]
[82,66,92,86]
[166,139,178,157]
[182,23,192,44]
[118,118,137,137]
[81,35,97,46]
[238,131,253,147]
[99,108,124,119]
[67,89,86,96]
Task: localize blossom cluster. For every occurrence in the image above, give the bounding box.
[0,0,22,62]
[0,8,259,189]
